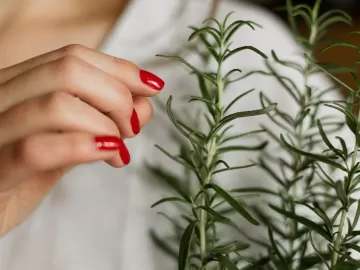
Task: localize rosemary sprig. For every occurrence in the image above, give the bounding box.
[233,0,355,269]
[148,14,276,269]
[255,1,360,269]
[280,36,360,269]
[147,1,360,269]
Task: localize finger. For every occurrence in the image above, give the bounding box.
[0,92,120,146]
[0,57,136,136]
[0,133,129,191]
[106,95,153,139]
[104,96,152,167]
[0,44,165,95]
[133,96,153,130]
[16,132,130,170]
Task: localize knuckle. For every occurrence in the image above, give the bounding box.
[58,44,86,58]
[52,56,83,87]
[103,127,119,139]
[103,118,120,136]
[66,135,90,158]
[60,135,81,160]
[95,113,119,136]
[42,92,71,122]
[15,137,41,168]
[119,90,133,116]
[113,57,138,71]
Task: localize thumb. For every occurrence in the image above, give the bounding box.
[15,132,129,171]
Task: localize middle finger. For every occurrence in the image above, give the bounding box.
[1,56,138,137]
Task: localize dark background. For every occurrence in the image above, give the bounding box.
[254,0,359,13]
[251,0,360,95]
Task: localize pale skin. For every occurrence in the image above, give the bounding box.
[0,0,161,237]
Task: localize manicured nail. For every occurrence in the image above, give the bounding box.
[139,69,165,91]
[130,108,140,135]
[118,139,131,165]
[95,136,122,151]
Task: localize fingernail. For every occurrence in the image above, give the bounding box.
[139,70,165,91]
[130,108,140,135]
[118,139,131,165]
[95,136,122,151]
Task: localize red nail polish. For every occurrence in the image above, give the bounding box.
[139,70,165,91]
[95,136,122,151]
[118,139,131,165]
[131,108,140,135]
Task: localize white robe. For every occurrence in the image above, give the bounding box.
[0,0,341,269]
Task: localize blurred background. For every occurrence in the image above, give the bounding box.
[251,0,360,96]
[254,0,359,11]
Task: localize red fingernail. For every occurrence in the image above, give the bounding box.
[95,136,122,151]
[118,139,131,165]
[139,70,165,91]
[130,108,140,135]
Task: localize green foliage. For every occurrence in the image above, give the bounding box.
[240,0,360,269]
[148,14,275,269]
[147,0,360,269]
[276,38,360,268]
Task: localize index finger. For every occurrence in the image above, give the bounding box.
[0,44,165,95]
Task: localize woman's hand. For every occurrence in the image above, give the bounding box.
[0,44,164,237]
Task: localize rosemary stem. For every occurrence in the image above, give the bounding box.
[200,42,224,265]
[287,21,316,264]
[288,45,311,262]
[199,190,208,262]
[292,20,315,193]
[350,112,360,168]
[332,110,359,267]
[331,208,346,267]
[217,43,224,111]
[351,144,359,169]
[200,139,216,264]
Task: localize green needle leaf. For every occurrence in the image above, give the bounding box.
[196,206,230,222]
[305,54,355,93]
[224,88,255,114]
[280,134,347,171]
[188,27,221,46]
[209,241,250,254]
[151,197,191,208]
[231,187,278,196]
[344,243,360,254]
[224,20,261,42]
[268,227,287,269]
[205,183,259,225]
[213,163,256,174]
[317,120,344,158]
[217,141,268,153]
[156,55,216,84]
[351,201,360,230]
[178,221,197,270]
[335,181,348,208]
[224,46,267,61]
[212,254,239,270]
[209,103,277,138]
[269,204,333,242]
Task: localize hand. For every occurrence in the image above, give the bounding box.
[0,44,164,237]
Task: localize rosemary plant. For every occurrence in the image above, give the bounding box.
[148,14,276,269]
[229,1,360,269]
[277,39,360,269]
[147,1,360,269]
[228,0,355,269]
